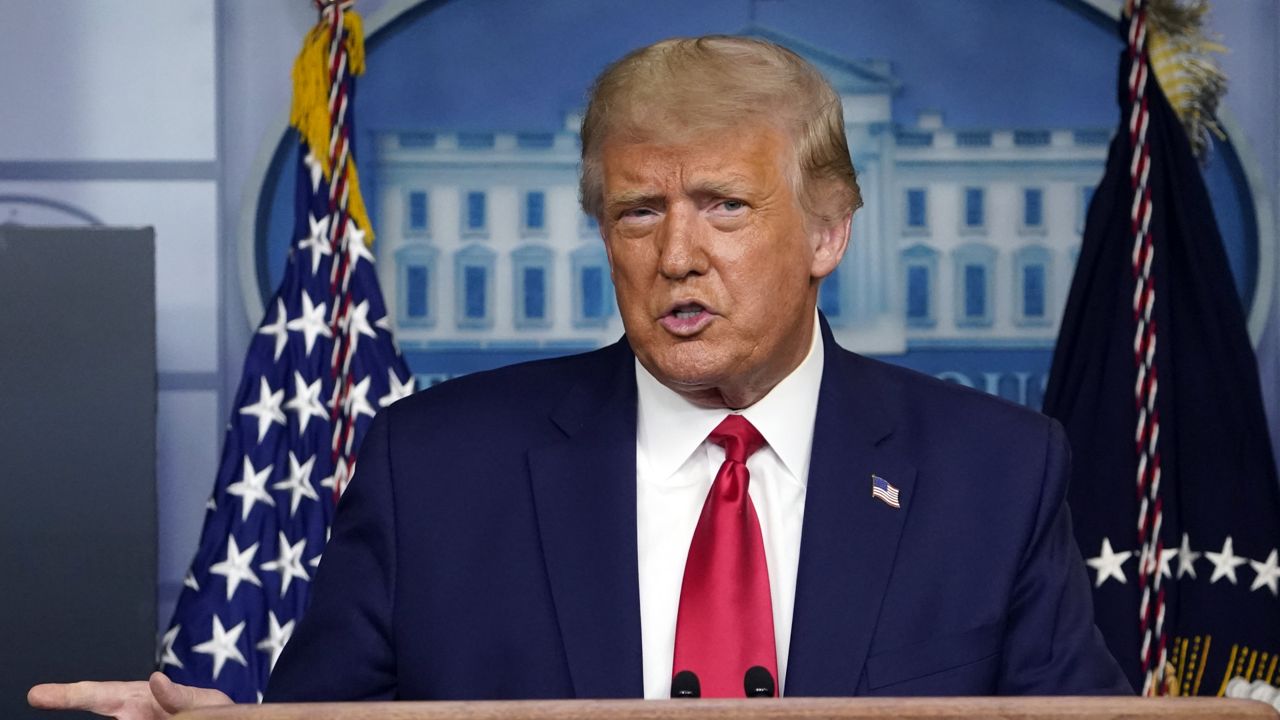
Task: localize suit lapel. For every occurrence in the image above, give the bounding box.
[785,320,917,696]
[527,342,644,698]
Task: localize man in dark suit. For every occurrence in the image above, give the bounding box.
[30,35,1129,717]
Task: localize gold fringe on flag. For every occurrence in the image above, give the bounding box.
[289,7,374,245]
[1136,0,1228,160]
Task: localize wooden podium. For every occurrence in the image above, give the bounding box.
[176,697,1278,720]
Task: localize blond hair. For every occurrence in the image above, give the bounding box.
[579,35,862,223]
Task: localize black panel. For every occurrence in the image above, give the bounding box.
[0,226,156,719]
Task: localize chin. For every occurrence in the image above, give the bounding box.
[645,348,731,391]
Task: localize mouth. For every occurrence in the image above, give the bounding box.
[659,301,715,337]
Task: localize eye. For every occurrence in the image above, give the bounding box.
[622,207,656,218]
[711,198,748,216]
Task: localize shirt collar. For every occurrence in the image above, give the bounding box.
[635,311,825,486]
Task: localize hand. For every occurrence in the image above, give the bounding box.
[28,671,233,719]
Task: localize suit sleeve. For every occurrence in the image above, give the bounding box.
[264,410,398,701]
[997,419,1133,695]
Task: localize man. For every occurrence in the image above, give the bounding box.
[30,35,1129,717]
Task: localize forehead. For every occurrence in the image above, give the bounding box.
[600,122,795,192]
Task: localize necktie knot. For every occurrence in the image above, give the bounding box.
[708,414,766,465]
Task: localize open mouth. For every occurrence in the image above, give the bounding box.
[660,302,714,336]
[672,304,704,320]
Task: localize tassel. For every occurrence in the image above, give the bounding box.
[290,25,330,177]
[1141,0,1228,160]
[289,7,374,244]
[344,10,366,75]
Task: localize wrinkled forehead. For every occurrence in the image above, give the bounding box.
[599,122,797,192]
[596,123,806,225]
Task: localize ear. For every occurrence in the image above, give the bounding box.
[809,212,852,280]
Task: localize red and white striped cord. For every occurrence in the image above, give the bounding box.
[1126,0,1168,696]
[316,0,361,497]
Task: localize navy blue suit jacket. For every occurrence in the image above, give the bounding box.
[265,320,1130,699]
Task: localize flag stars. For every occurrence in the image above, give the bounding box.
[283,371,327,436]
[320,458,350,498]
[255,611,296,671]
[273,452,319,516]
[1157,546,1179,579]
[345,375,378,423]
[192,615,248,681]
[303,151,324,194]
[159,625,183,670]
[1205,536,1248,585]
[1137,545,1158,578]
[1093,536,1280,592]
[167,58,412,699]
[1249,550,1280,596]
[344,223,373,267]
[208,535,262,601]
[1176,533,1201,579]
[287,291,332,356]
[226,458,276,521]
[260,531,310,597]
[343,300,379,355]
[257,299,290,362]
[1086,538,1132,587]
[298,213,332,275]
[379,369,416,408]
[240,378,286,443]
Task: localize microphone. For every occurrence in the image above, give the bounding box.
[671,670,701,698]
[743,666,776,697]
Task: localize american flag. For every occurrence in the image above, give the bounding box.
[160,2,412,702]
[871,474,900,509]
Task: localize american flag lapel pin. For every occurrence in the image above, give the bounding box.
[871,474,901,509]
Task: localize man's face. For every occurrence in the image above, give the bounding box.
[599,123,847,409]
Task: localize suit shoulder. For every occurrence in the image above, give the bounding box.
[831,350,1068,529]
[383,341,624,424]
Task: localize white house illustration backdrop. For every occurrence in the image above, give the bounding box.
[368,29,1108,404]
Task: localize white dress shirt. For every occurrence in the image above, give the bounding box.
[635,314,824,698]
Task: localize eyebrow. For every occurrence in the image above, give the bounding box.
[604,176,754,212]
[688,176,752,198]
[606,189,661,207]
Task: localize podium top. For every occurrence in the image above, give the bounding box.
[175,697,1278,720]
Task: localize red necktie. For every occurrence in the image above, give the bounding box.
[672,414,778,697]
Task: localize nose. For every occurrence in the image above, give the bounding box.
[657,203,709,280]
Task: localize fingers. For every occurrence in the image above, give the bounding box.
[150,672,233,715]
[28,676,233,720]
[27,680,145,714]
[26,684,63,709]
